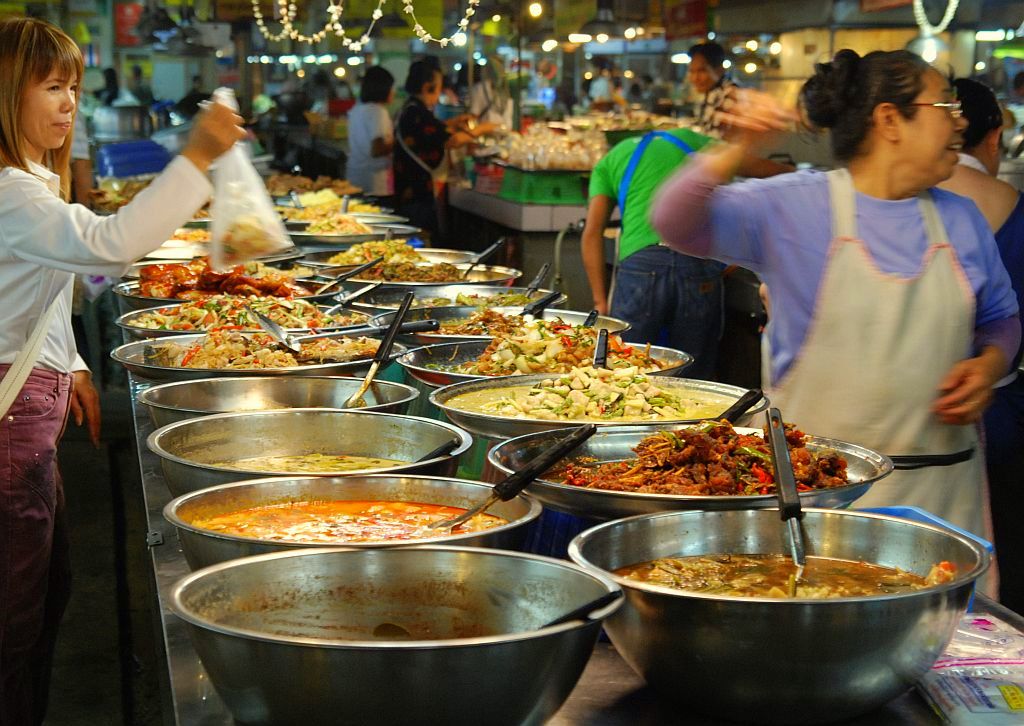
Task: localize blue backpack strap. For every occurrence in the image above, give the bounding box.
[617,131,695,217]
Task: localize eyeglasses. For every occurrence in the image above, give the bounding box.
[907,100,963,119]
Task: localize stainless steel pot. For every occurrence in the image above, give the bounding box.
[431,376,769,439]
[568,508,989,724]
[115,304,371,341]
[332,262,522,288]
[343,284,566,314]
[301,247,476,266]
[170,546,621,726]
[164,474,543,569]
[147,408,472,496]
[113,279,344,314]
[137,376,419,427]
[488,424,892,519]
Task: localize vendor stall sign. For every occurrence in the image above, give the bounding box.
[664,0,708,40]
[114,2,143,47]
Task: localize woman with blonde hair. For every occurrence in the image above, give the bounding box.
[0,17,243,722]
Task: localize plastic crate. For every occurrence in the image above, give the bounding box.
[94,140,170,177]
[473,162,505,195]
[497,166,588,205]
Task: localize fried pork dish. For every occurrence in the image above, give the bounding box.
[555,421,849,496]
[137,258,312,300]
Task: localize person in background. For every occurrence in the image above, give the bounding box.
[652,50,1019,556]
[95,67,118,106]
[688,42,735,138]
[468,57,512,130]
[0,17,244,723]
[129,64,153,107]
[939,77,1024,611]
[174,74,209,119]
[305,68,336,115]
[346,65,395,199]
[393,60,493,239]
[70,111,91,205]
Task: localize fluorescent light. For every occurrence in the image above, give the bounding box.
[595,32,609,43]
[542,39,558,52]
[279,54,297,64]
[491,13,501,22]
[454,62,462,71]
[707,31,716,40]
[975,30,1006,42]
[333,67,346,78]
[769,41,782,55]
[722,59,732,69]
[744,62,757,74]
[346,56,362,65]
[304,54,316,63]
[569,34,592,44]
[317,54,333,64]
[671,52,691,64]
[624,27,636,40]
[745,39,758,51]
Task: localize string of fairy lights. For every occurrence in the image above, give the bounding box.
[252,0,481,47]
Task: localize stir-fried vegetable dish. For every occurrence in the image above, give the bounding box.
[616,555,958,599]
[554,421,849,496]
[304,215,373,235]
[327,240,421,265]
[188,500,506,543]
[356,261,465,283]
[152,331,379,369]
[129,295,362,332]
[438,310,525,337]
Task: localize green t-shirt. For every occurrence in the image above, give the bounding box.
[588,128,712,261]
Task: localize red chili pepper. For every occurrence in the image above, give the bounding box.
[560,335,572,347]
[180,346,199,366]
[751,464,772,484]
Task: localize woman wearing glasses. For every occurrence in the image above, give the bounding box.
[651,50,1019,550]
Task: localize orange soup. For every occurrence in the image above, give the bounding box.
[188,500,508,543]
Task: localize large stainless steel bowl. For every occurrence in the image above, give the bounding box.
[397,340,693,389]
[147,409,472,496]
[488,424,892,519]
[137,376,419,427]
[371,306,630,346]
[301,247,476,266]
[115,304,371,341]
[111,334,407,382]
[113,279,343,314]
[432,377,769,439]
[343,284,566,314]
[164,475,543,569]
[336,262,522,288]
[568,509,989,724]
[170,546,621,726]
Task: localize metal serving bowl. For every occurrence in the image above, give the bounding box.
[371,306,630,346]
[568,509,989,724]
[164,475,543,569]
[285,226,419,247]
[147,408,472,497]
[330,262,522,288]
[431,377,769,439]
[111,334,408,382]
[137,376,419,427]
[115,304,371,342]
[343,284,566,314]
[301,247,476,266]
[113,279,343,314]
[170,546,621,726]
[488,424,892,520]
[397,341,694,389]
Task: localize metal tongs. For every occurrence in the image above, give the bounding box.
[519,290,561,319]
[428,424,598,532]
[765,407,806,597]
[592,329,609,369]
[461,237,507,278]
[309,256,384,295]
[249,308,438,355]
[525,263,551,295]
[718,388,764,424]
[581,309,600,327]
[325,282,383,312]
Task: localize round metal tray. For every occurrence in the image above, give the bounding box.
[301,248,475,266]
[332,262,521,288]
[113,279,344,314]
[115,303,371,342]
[487,424,893,520]
[288,225,421,247]
[431,377,769,439]
[111,334,407,382]
[397,340,693,389]
[345,285,566,314]
[371,306,630,346]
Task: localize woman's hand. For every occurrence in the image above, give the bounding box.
[70,370,101,448]
[932,346,1007,425]
[181,101,247,173]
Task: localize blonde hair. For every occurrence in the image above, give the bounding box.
[0,17,84,200]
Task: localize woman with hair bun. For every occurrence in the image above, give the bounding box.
[651,50,1019,553]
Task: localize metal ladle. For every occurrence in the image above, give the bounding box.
[343,292,415,408]
[460,237,507,279]
[765,407,806,597]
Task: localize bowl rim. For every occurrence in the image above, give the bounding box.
[146,408,474,474]
[136,375,420,416]
[169,544,622,648]
[115,303,372,336]
[567,507,991,605]
[162,473,544,548]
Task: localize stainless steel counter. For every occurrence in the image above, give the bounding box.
[131,373,1019,725]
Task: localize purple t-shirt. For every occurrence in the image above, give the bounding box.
[651,162,1020,383]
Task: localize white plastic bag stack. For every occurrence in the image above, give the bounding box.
[209,88,292,270]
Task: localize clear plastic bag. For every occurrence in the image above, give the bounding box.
[209,88,291,270]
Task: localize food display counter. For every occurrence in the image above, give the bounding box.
[129,371,1018,725]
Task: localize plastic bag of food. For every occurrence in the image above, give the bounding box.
[209,88,291,270]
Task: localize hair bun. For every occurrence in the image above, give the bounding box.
[802,49,862,129]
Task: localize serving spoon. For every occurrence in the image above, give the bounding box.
[519,290,561,318]
[525,262,551,295]
[581,309,600,327]
[719,388,764,424]
[592,328,609,369]
[344,292,415,408]
[766,407,807,597]
[428,424,597,533]
[460,237,507,279]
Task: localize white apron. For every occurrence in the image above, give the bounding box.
[765,169,991,546]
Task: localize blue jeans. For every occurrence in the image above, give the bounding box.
[610,245,725,379]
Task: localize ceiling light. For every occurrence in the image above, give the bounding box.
[595,33,609,43]
[769,41,782,55]
[975,60,986,71]
[635,26,644,36]
[623,70,634,78]
[624,27,636,40]
[491,13,501,22]
[333,67,346,78]
[744,62,757,74]
[568,33,592,44]
[707,31,716,40]
[578,0,624,39]
[347,56,362,65]
[975,30,1006,42]
[296,69,305,78]
[584,71,593,80]
[745,39,758,51]
[671,52,690,64]
[542,39,558,52]
[722,59,732,68]
[528,2,542,18]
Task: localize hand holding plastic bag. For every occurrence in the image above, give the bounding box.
[209,88,292,270]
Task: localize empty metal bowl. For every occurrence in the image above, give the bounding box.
[147,409,472,497]
[170,546,621,726]
[164,474,543,569]
[137,376,420,427]
[568,508,989,724]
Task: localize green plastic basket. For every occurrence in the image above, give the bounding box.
[497,166,588,205]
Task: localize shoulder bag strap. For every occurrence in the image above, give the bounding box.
[0,296,63,419]
[617,131,695,217]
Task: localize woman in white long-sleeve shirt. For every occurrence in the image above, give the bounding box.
[0,17,243,724]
